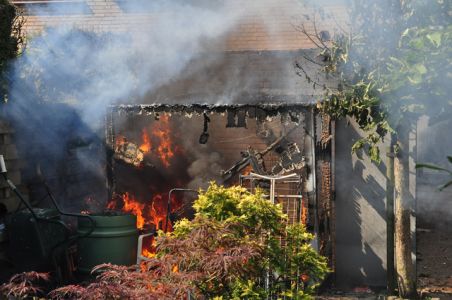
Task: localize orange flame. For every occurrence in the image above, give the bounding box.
[152,115,174,167]
[150,194,168,231]
[142,248,155,258]
[108,116,185,257]
[111,192,175,232]
[116,115,179,168]
[139,128,151,153]
[122,193,146,229]
[142,235,157,259]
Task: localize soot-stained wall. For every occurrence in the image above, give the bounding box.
[334,118,388,289]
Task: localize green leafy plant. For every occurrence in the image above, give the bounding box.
[170,183,329,299]
[297,0,451,164]
[0,0,25,103]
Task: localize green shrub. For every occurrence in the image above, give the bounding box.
[168,183,329,299]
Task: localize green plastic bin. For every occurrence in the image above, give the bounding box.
[77,214,138,274]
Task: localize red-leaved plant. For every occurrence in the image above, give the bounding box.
[47,217,263,300]
[0,271,50,299]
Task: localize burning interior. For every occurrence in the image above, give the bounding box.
[104,104,319,258]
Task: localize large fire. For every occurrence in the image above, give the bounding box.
[122,193,146,229]
[128,115,178,168]
[109,192,175,231]
[106,192,178,258]
[108,115,186,258]
[114,115,179,168]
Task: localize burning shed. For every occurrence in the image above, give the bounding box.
[103,103,331,260]
[0,0,392,294]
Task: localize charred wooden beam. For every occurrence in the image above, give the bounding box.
[315,112,335,287]
[110,103,310,121]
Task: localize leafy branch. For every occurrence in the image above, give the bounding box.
[295,0,451,164]
[416,156,452,191]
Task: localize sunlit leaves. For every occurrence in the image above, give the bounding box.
[309,0,451,163]
[173,183,329,298]
[426,32,442,47]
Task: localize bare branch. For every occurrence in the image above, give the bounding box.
[292,23,325,50]
[312,14,330,50]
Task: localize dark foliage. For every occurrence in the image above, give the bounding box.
[0,0,24,102]
[0,271,50,299]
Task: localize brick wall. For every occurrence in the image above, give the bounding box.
[0,120,26,213]
[224,1,347,51]
[142,50,325,105]
[18,0,348,51]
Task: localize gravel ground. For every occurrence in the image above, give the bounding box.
[417,226,452,298]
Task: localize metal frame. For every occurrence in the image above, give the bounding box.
[240,172,301,204]
[240,172,304,299]
[165,188,198,232]
[136,232,154,265]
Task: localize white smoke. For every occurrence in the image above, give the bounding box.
[5,0,329,206]
[11,1,248,127]
[6,0,248,201]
